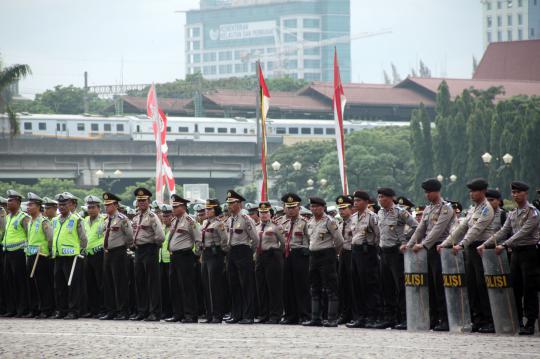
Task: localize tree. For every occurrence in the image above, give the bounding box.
[418,60,431,78]
[472,56,478,76]
[383,70,391,85]
[433,81,452,176]
[0,57,32,136]
[391,63,401,84]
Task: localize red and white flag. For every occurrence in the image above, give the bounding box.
[333,48,349,195]
[147,84,176,204]
[258,62,271,201]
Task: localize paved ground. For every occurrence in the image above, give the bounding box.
[0,319,539,358]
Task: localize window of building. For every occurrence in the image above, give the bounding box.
[219,51,232,61]
[507,30,513,40]
[288,127,299,134]
[507,15,512,26]
[518,0,522,6]
[193,54,201,63]
[191,27,200,37]
[234,50,243,60]
[136,125,140,133]
[497,1,502,9]
[303,32,320,42]
[24,122,32,130]
[38,122,46,130]
[531,27,536,37]
[219,64,233,74]
[487,16,492,28]
[518,13,523,25]
[203,52,216,62]
[266,47,276,54]
[284,33,297,43]
[284,19,297,28]
[303,18,320,28]
[313,128,323,135]
[304,73,321,81]
[203,65,216,75]
[486,1,492,10]
[192,41,200,50]
[104,123,111,131]
[304,47,320,56]
[166,126,171,133]
[217,128,227,133]
[326,128,335,135]
[301,128,311,135]
[91,123,99,132]
[507,0,513,7]
[497,16,502,26]
[235,63,248,73]
[276,127,286,134]
[56,123,60,131]
[487,31,493,43]
[205,127,215,133]
[77,123,85,131]
[304,59,320,69]
[178,126,189,133]
[230,128,236,134]
[518,28,523,39]
[116,124,124,132]
[498,30,502,40]
[285,60,298,69]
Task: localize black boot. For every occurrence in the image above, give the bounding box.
[519,319,536,336]
[302,298,323,327]
[323,299,339,327]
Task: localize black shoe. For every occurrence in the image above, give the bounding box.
[81,312,93,319]
[130,313,146,321]
[210,317,222,324]
[181,317,197,324]
[21,312,36,319]
[393,321,407,330]
[337,316,350,325]
[36,312,51,319]
[144,314,159,322]
[478,323,495,334]
[255,317,268,324]
[64,313,79,320]
[433,320,449,331]
[519,319,536,335]
[346,320,365,328]
[99,313,116,320]
[323,319,338,327]
[370,320,395,329]
[200,318,212,324]
[52,312,66,319]
[265,318,279,325]
[1,312,16,318]
[223,314,232,321]
[279,318,297,325]
[225,317,240,324]
[164,316,181,322]
[238,319,254,324]
[302,319,323,327]
[114,314,128,321]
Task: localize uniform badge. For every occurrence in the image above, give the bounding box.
[138,190,144,196]
[399,198,404,204]
[227,192,232,197]
[338,198,344,204]
[287,196,293,203]
[104,194,109,200]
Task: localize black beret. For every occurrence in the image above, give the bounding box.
[134,187,152,200]
[450,201,463,213]
[421,178,442,192]
[309,197,326,206]
[281,193,302,207]
[368,198,381,213]
[377,187,396,197]
[486,189,501,199]
[511,181,529,192]
[466,178,488,191]
[171,194,190,207]
[353,190,370,201]
[226,189,246,203]
[396,196,415,208]
[335,195,353,208]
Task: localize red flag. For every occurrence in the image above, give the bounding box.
[333,49,348,195]
[258,63,271,201]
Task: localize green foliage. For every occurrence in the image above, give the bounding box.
[0,57,32,136]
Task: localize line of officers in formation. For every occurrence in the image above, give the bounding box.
[0,177,539,335]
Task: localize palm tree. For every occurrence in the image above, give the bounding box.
[0,58,32,137]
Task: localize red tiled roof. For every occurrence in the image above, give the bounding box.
[474,40,540,81]
[121,96,192,113]
[397,77,540,101]
[298,82,435,107]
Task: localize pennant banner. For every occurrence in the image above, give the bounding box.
[333,49,349,195]
[258,62,271,201]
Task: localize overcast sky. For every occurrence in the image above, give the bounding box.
[0,0,483,98]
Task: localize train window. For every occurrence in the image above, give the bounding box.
[326,128,335,135]
[91,123,99,132]
[38,122,46,130]
[276,127,286,134]
[136,125,140,133]
[205,127,215,133]
[289,127,299,134]
[301,128,311,135]
[62,124,66,131]
[313,128,323,135]
[178,126,189,133]
[57,123,60,131]
[104,124,111,132]
[166,126,171,133]
[243,128,247,134]
[195,124,199,133]
[77,123,85,131]
[230,128,236,134]
[24,122,32,130]
[116,124,124,132]
[217,128,227,133]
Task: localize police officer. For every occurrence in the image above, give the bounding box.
[335,195,354,325]
[130,188,165,322]
[303,197,343,327]
[486,189,506,230]
[479,181,540,335]
[52,193,88,319]
[279,193,311,325]
[159,204,173,320]
[197,199,228,323]
[193,203,206,225]
[376,188,418,330]
[404,178,454,331]
[100,192,133,321]
[25,193,54,318]
[346,190,380,328]
[439,178,496,333]
[2,190,30,317]
[224,190,258,324]
[82,195,106,318]
[254,202,284,324]
[246,203,260,225]
[167,194,200,323]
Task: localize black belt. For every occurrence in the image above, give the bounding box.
[105,245,126,253]
[512,245,537,252]
[171,248,193,255]
[380,245,400,253]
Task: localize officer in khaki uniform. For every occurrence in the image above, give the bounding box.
[197,199,228,323]
[100,192,133,320]
[25,193,54,318]
[479,181,540,335]
[254,202,284,324]
[302,197,343,328]
[439,178,496,333]
[166,194,200,323]
[2,190,30,317]
[280,193,311,325]
[335,195,354,325]
[346,190,380,329]
[130,188,164,322]
[224,190,259,324]
[405,178,454,331]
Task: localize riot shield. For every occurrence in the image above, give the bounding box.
[440,248,472,333]
[404,249,429,331]
[481,249,519,335]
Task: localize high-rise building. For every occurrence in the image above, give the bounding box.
[482,0,540,47]
[185,0,351,82]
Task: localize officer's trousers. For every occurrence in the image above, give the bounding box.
[255,248,283,321]
[380,245,405,323]
[427,244,447,324]
[103,246,129,316]
[338,249,353,321]
[54,255,82,315]
[227,244,255,320]
[351,244,381,321]
[510,245,539,321]
[134,244,161,317]
[160,262,172,318]
[4,250,29,315]
[283,248,310,322]
[170,249,198,320]
[26,254,54,315]
[201,247,226,320]
[85,251,104,315]
[466,242,493,325]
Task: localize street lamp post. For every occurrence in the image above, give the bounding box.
[271,160,302,195]
[481,152,513,174]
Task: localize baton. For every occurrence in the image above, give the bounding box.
[67,254,84,286]
[30,252,47,278]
